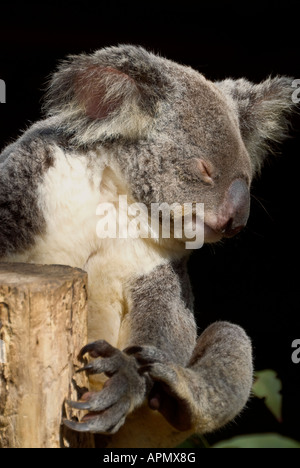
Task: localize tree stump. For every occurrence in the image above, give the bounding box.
[0,263,95,448]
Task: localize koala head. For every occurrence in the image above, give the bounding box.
[45,45,296,244]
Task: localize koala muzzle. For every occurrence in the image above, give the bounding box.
[218,179,250,238]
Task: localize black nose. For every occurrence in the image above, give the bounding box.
[219,179,250,238]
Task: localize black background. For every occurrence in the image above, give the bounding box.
[0,1,299,445]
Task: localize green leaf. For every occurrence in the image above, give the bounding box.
[177,435,210,448]
[213,433,300,449]
[252,369,282,422]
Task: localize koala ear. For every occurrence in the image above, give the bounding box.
[215,76,297,173]
[44,45,169,146]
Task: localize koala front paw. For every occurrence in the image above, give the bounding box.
[64,340,149,434]
[127,346,195,432]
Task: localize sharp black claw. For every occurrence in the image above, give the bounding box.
[79,340,116,359]
[66,399,92,410]
[79,343,97,359]
[63,418,92,433]
[124,346,143,355]
[76,364,94,374]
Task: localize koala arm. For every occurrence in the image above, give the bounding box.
[65,260,253,436]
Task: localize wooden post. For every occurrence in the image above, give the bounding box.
[0,263,95,448]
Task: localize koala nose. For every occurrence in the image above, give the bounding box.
[218,179,250,238]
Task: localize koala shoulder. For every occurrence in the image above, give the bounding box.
[0,120,59,258]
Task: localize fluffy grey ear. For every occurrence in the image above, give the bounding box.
[44,45,170,146]
[215,76,297,173]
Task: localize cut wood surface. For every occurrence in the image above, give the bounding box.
[0,263,95,448]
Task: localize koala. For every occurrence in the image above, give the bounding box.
[0,45,297,448]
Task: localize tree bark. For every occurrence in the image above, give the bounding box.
[0,263,95,448]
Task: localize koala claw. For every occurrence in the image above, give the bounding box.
[63,418,94,433]
[79,339,117,359]
[64,340,148,434]
[63,398,128,434]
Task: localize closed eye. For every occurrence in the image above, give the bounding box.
[197,159,214,185]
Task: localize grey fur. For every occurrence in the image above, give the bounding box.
[0,45,297,446]
[124,262,197,366]
[215,76,296,173]
[0,127,52,257]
